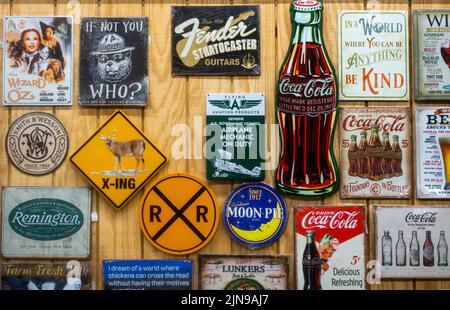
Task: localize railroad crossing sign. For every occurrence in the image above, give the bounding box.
[139,174,219,255]
[70,110,167,211]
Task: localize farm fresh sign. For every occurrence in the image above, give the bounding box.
[338,11,409,101]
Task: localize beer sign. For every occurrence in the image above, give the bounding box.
[295,206,366,290]
[414,9,450,100]
[199,255,288,290]
[2,187,91,258]
[416,107,450,199]
[3,16,73,105]
[79,18,148,106]
[339,107,411,198]
[338,11,409,101]
[70,110,167,210]
[375,206,450,278]
[171,6,260,75]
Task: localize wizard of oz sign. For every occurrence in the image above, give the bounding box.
[171,5,260,75]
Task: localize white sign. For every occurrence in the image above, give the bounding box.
[338,11,409,101]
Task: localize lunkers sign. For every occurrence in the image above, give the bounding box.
[171,5,260,75]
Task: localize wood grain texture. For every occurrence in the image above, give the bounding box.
[0,0,448,290]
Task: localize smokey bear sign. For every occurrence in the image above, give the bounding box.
[79,18,148,106]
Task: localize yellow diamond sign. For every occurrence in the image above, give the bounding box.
[70,110,167,211]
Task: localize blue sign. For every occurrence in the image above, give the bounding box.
[224,182,287,248]
[103,260,192,290]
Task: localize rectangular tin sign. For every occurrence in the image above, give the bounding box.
[295,206,366,290]
[339,107,411,198]
[1,187,91,258]
[375,206,450,278]
[3,16,73,106]
[103,260,193,290]
[414,9,450,100]
[1,261,92,290]
[171,5,260,76]
[338,11,409,101]
[206,93,265,180]
[79,17,148,106]
[199,255,288,290]
[415,107,450,199]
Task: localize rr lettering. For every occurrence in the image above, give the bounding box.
[196,205,208,222]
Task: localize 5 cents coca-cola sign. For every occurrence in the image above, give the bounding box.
[340,107,411,198]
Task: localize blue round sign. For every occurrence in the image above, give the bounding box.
[224,182,288,248]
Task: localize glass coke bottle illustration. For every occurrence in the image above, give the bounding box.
[276,0,338,197]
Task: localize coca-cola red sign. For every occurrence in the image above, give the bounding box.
[296,207,364,244]
[342,114,407,132]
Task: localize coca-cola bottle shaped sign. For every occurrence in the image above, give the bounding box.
[276,0,339,197]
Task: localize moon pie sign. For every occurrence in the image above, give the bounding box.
[224,182,287,248]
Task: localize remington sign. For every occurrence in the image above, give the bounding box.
[2,187,91,258]
[9,199,83,241]
[171,5,260,75]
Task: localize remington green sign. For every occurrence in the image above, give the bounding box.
[8,198,84,241]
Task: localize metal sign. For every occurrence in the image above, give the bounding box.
[206,93,265,180]
[103,260,193,290]
[139,174,219,255]
[171,5,260,76]
[3,16,73,106]
[415,107,450,199]
[1,261,92,290]
[414,9,450,100]
[375,206,450,278]
[339,107,411,198]
[199,254,288,290]
[79,18,148,106]
[1,187,91,258]
[70,110,167,210]
[6,112,69,175]
[295,206,366,290]
[338,11,409,101]
[224,182,287,249]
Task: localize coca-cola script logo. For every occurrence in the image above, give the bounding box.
[296,207,364,244]
[342,112,407,132]
[405,211,437,224]
[279,77,334,98]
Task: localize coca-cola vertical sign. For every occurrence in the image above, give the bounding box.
[340,107,411,198]
[295,206,366,290]
[375,206,450,278]
[338,11,409,101]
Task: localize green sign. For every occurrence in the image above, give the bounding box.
[206,93,265,180]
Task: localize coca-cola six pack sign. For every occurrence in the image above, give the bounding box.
[416,107,450,198]
[340,107,411,198]
[375,206,450,278]
[295,207,366,290]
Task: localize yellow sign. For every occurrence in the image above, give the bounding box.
[139,174,219,255]
[70,110,167,211]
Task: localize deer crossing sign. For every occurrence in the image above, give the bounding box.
[70,110,167,210]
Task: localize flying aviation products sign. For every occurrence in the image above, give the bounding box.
[414,9,450,100]
[338,11,409,101]
[171,5,260,75]
[206,93,265,180]
[3,16,73,106]
[79,18,148,106]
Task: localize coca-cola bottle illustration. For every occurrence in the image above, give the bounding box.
[348,135,359,177]
[392,135,403,177]
[381,131,394,179]
[368,126,383,181]
[276,0,338,197]
[382,231,392,266]
[423,231,435,267]
[303,230,322,290]
[358,130,369,178]
[410,231,420,267]
[396,230,406,266]
[438,231,448,267]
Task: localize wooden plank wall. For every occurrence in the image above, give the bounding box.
[0,0,449,290]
